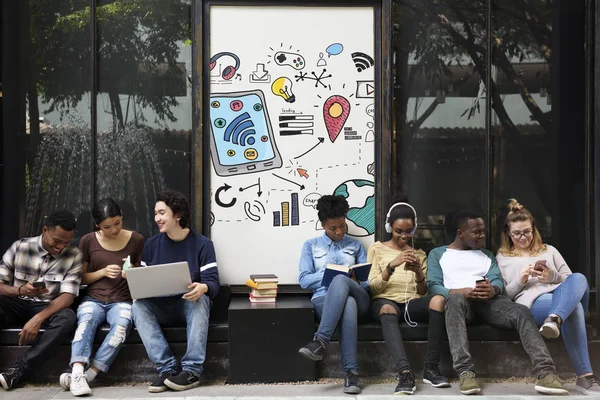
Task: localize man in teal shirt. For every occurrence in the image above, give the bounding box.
[427,210,567,396]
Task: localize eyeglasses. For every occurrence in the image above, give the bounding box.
[509,230,532,239]
[394,228,416,236]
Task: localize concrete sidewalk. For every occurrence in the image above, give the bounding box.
[0,381,587,399]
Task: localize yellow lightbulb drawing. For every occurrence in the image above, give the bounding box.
[271,77,296,103]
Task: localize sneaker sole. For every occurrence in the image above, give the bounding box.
[394,386,416,395]
[298,348,323,361]
[164,379,200,391]
[343,385,361,394]
[575,385,600,396]
[59,373,71,390]
[423,378,451,388]
[534,385,569,395]
[71,387,92,396]
[148,385,169,393]
[0,375,10,390]
[460,387,481,395]
[539,324,560,339]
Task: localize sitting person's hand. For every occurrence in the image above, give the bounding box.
[182,282,208,302]
[453,287,475,298]
[19,314,43,345]
[389,250,417,269]
[20,282,48,298]
[104,264,122,279]
[531,264,551,283]
[473,278,496,300]
[520,265,533,284]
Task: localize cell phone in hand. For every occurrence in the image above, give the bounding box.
[534,260,547,271]
[31,280,46,289]
[475,277,486,284]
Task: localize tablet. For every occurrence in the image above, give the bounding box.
[126,261,192,300]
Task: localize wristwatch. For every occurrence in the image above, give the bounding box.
[386,263,394,275]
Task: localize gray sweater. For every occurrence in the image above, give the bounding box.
[496,245,571,309]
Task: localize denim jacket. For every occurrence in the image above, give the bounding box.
[298,233,368,300]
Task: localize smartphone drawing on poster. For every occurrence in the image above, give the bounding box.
[209,90,282,176]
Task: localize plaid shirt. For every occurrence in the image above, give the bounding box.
[0,235,83,302]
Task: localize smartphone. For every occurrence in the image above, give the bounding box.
[31,280,46,289]
[534,260,547,271]
[475,277,486,284]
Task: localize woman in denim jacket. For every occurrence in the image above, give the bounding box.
[298,195,370,394]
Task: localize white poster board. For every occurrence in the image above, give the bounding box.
[209,6,376,284]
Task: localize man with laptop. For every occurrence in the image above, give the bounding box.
[131,190,220,393]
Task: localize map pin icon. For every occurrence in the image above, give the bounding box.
[323,95,351,143]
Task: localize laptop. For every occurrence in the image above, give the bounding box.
[126,261,192,300]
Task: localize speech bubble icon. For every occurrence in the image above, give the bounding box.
[303,192,322,209]
[365,103,375,118]
[326,43,344,57]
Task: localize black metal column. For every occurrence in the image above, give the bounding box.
[1,1,26,251]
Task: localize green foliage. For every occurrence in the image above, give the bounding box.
[30,0,192,125]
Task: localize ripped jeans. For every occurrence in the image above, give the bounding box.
[69,297,133,373]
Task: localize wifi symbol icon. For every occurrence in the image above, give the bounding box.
[351,52,374,72]
[224,112,257,146]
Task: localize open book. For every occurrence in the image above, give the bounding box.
[321,263,372,287]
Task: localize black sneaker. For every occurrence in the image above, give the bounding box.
[298,337,326,361]
[0,364,25,390]
[164,370,200,391]
[423,364,450,388]
[148,371,172,393]
[395,370,416,395]
[343,370,361,394]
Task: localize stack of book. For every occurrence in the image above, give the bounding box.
[245,274,279,303]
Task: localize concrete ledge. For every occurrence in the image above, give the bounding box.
[319,340,600,380]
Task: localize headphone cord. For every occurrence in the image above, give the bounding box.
[403,238,418,328]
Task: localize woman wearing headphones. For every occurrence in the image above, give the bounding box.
[367,199,449,395]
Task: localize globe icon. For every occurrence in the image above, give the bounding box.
[333,179,375,237]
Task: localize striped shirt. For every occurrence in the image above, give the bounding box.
[0,235,83,301]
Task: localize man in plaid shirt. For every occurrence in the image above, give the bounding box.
[0,210,83,390]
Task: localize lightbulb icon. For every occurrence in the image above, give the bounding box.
[271,77,296,103]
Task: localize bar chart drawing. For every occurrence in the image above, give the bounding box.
[273,192,300,227]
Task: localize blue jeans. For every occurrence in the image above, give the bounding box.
[312,275,370,373]
[70,297,133,372]
[131,295,211,377]
[530,273,591,376]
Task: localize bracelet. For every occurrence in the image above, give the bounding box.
[18,285,23,297]
[386,264,395,275]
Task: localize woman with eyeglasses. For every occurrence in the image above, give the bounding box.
[496,199,599,395]
[367,199,449,395]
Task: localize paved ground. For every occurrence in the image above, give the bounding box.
[0,381,588,399]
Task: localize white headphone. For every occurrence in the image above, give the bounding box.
[385,202,418,233]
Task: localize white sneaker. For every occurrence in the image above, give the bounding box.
[59,373,72,390]
[539,316,561,339]
[70,373,91,397]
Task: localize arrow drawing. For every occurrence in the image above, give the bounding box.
[272,173,305,190]
[239,178,262,196]
[215,183,237,208]
[297,168,309,179]
[294,137,324,159]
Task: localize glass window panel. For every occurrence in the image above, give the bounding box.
[96,0,192,237]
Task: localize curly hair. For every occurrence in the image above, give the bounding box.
[316,195,349,222]
[157,189,190,228]
[454,209,483,232]
[498,199,545,256]
[45,209,77,231]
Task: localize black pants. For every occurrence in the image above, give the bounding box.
[0,296,76,372]
[371,295,446,372]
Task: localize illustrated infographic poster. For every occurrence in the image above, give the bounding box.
[209,6,375,284]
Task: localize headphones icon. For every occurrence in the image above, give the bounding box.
[385,202,418,234]
[210,52,241,81]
